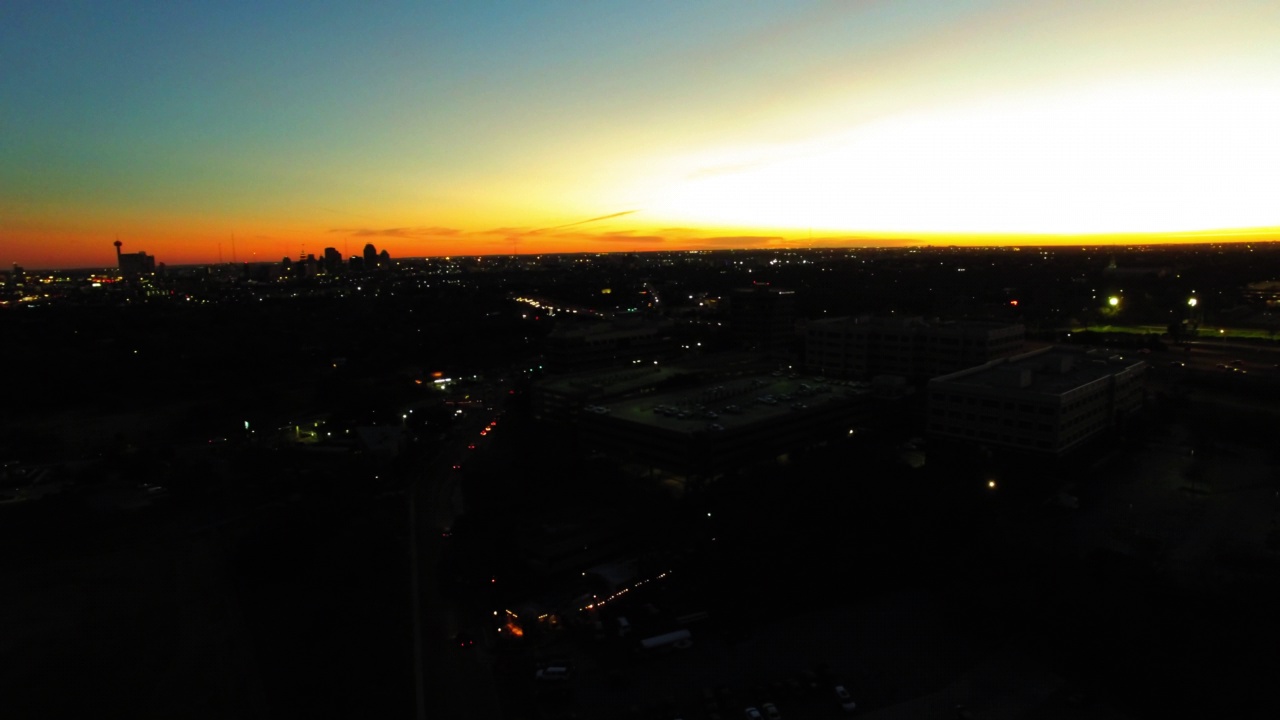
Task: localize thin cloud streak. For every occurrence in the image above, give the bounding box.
[531,210,638,234]
[697,236,782,248]
[330,226,464,239]
[571,233,664,245]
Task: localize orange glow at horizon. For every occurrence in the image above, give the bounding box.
[8,222,1280,270]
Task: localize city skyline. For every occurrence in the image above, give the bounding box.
[4,1,1279,269]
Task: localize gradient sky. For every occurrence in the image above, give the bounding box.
[3,1,1279,268]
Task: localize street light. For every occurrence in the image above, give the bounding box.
[1187,297,1198,308]
[1108,296,1120,307]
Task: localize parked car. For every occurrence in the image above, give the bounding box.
[535,664,575,682]
[717,687,737,711]
[834,685,856,713]
[744,708,763,720]
[762,702,782,720]
[798,670,818,692]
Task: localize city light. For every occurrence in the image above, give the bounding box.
[1108,296,1120,307]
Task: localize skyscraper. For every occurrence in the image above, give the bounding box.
[323,247,343,274]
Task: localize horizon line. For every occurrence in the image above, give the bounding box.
[13,233,1280,273]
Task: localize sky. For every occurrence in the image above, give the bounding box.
[3,0,1279,269]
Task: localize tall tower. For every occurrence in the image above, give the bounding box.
[114,240,155,276]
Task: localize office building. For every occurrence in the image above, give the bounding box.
[542,317,676,373]
[926,346,1145,455]
[580,373,873,480]
[805,315,1024,380]
[323,247,343,274]
[729,285,797,356]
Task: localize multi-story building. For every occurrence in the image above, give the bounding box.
[532,364,681,421]
[926,346,1145,455]
[114,241,156,277]
[323,247,343,274]
[532,351,778,422]
[579,373,873,481]
[805,315,1024,380]
[542,317,676,373]
[729,285,797,356]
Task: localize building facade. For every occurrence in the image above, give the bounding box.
[729,285,797,356]
[926,346,1145,455]
[542,318,676,373]
[114,241,156,276]
[579,373,872,480]
[805,315,1025,380]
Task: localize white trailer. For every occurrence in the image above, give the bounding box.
[638,628,692,651]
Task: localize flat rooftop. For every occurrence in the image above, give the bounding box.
[546,318,673,341]
[934,347,1144,396]
[538,365,681,397]
[808,315,1023,332]
[586,372,870,434]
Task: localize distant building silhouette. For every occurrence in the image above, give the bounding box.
[1103,254,1171,278]
[363,243,378,269]
[378,248,391,268]
[114,240,155,276]
[729,284,797,357]
[323,247,343,274]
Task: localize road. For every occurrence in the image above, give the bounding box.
[407,389,506,720]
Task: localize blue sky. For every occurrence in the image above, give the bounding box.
[4,1,1279,266]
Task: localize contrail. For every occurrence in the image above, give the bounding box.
[533,210,638,233]
[509,210,639,255]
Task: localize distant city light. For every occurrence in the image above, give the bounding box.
[1187,297,1198,307]
[1108,296,1120,307]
